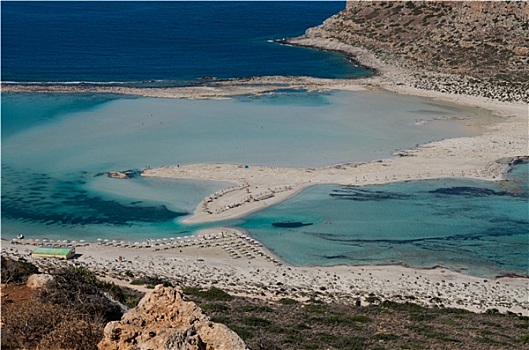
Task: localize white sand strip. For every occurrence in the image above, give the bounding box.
[2,236,527,315]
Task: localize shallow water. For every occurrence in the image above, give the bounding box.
[236,163,529,277]
[2,90,494,173]
[3,1,524,278]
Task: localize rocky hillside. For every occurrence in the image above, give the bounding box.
[3,257,528,350]
[295,0,529,101]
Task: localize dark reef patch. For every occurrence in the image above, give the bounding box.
[429,186,510,197]
[330,187,411,201]
[272,222,313,228]
[1,165,185,227]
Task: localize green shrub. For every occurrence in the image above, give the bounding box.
[182,286,233,301]
[236,304,273,313]
[311,314,371,326]
[242,316,272,327]
[201,303,230,312]
[303,303,328,313]
[518,333,529,344]
[39,267,123,322]
[228,325,255,340]
[278,297,298,305]
[365,295,381,304]
[374,333,400,341]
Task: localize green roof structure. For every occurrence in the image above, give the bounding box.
[32,246,75,260]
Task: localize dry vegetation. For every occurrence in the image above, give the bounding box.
[1,257,141,350]
[324,1,528,79]
[182,287,529,350]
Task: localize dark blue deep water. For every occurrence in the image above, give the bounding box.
[1,1,366,83]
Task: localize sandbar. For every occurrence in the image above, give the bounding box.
[143,96,527,224]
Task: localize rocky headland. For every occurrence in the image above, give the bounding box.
[286,0,529,102]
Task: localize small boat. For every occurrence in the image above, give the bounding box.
[17,233,24,239]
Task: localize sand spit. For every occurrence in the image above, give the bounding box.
[142,95,527,224]
[2,234,527,315]
[1,76,370,99]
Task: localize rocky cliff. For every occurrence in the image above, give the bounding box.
[291,0,528,101]
[98,285,247,350]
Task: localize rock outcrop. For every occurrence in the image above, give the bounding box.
[98,285,246,350]
[26,274,54,289]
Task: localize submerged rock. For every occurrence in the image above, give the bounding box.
[98,285,247,350]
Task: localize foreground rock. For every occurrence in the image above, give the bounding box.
[26,273,54,289]
[98,285,246,350]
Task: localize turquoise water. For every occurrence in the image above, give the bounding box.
[236,163,529,277]
[2,92,526,277]
[1,91,494,173]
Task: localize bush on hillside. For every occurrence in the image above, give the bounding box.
[1,257,39,283]
[39,267,124,322]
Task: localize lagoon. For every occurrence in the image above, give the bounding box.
[2,90,525,277]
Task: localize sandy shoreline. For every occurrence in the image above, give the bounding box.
[2,236,528,315]
[137,37,527,224]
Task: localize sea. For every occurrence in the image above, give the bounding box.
[2,1,527,277]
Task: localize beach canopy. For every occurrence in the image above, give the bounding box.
[32,246,75,260]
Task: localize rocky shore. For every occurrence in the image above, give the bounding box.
[285,0,529,103]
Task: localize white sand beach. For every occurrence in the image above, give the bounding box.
[2,234,528,315]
